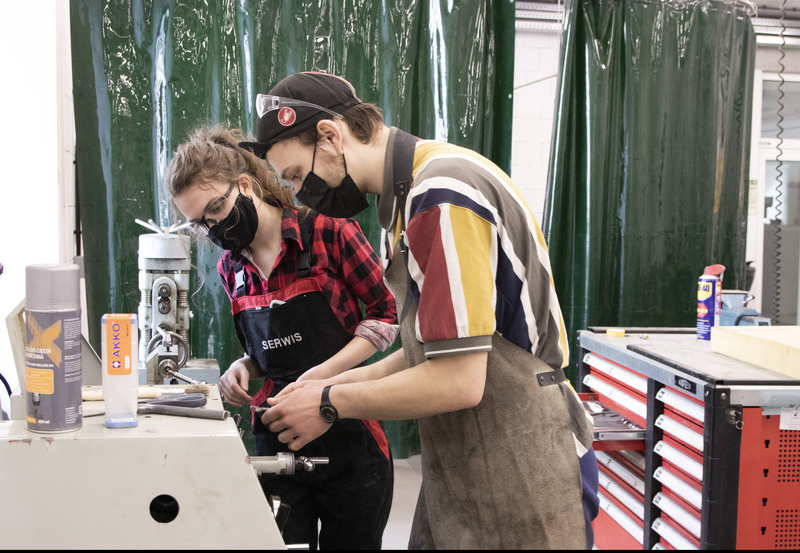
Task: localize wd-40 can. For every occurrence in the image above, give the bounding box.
[697,264,725,341]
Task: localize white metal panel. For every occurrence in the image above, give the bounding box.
[596,450,645,495]
[653,492,702,539]
[0,386,286,549]
[656,414,704,452]
[656,388,706,423]
[653,466,703,510]
[654,440,704,480]
[583,374,647,419]
[584,352,648,393]
[599,471,645,519]
[652,517,698,550]
[618,449,647,471]
[598,492,644,545]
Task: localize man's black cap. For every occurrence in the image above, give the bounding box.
[239,72,360,159]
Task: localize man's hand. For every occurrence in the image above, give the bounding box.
[262,383,332,450]
[218,358,253,407]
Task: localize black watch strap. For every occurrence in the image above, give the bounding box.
[320,385,339,423]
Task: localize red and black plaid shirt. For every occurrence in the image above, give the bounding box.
[217,207,397,337]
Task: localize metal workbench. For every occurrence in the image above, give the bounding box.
[577,328,800,550]
[0,384,286,550]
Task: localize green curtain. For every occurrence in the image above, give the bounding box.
[70,0,514,458]
[543,0,756,381]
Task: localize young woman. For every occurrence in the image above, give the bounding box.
[165,125,398,550]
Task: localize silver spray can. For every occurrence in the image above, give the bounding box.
[24,263,83,433]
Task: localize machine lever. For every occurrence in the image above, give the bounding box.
[298,457,329,472]
[250,452,330,475]
[163,367,202,386]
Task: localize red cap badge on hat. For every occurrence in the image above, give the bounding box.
[278,107,296,126]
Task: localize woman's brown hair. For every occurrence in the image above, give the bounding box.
[165,124,301,213]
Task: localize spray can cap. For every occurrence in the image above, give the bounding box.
[703,264,725,278]
[25,263,81,311]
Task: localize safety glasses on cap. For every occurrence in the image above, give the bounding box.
[256,94,343,120]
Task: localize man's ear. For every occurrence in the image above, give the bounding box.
[315,119,345,154]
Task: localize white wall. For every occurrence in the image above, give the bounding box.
[0,1,72,418]
[511,28,562,224]
[510,23,800,227]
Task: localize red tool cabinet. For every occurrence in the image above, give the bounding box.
[577,328,800,550]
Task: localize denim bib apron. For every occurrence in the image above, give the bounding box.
[229,215,393,549]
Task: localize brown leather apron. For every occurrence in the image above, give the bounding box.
[384,241,592,549]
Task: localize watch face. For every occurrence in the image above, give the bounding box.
[320,405,338,424]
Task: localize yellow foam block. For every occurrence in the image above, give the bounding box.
[710,326,800,378]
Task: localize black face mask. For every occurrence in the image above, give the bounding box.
[295,143,369,218]
[207,193,259,252]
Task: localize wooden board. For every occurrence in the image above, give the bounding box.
[4,299,25,387]
[710,326,800,379]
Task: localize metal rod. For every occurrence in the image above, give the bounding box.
[135,218,165,234]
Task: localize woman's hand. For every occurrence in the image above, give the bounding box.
[271,378,322,401]
[296,364,339,383]
[218,358,254,407]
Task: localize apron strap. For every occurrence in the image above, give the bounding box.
[232,214,314,300]
[390,129,418,326]
[537,367,566,386]
[233,263,247,298]
[296,213,315,279]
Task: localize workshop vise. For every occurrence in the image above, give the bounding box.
[719,290,771,327]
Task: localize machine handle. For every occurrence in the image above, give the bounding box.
[250,452,330,475]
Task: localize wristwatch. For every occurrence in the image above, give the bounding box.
[319,385,339,424]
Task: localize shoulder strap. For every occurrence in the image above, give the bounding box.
[234,214,313,297]
[232,261,247,298]
[391,129,417,230]
[296,212,315,279]
[390,129,418,325]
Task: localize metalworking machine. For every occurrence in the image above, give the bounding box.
[1,220,329,548]
[135,219,217,385]
[0,384,328,549]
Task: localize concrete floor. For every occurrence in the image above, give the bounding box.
[382,455,423,550]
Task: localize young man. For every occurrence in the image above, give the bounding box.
[240,71,599,549]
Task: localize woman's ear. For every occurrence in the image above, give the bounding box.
[238,173,254,196]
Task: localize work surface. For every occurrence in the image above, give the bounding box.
[0,385,285,550]
[580,329,800,411]
[582,329,798,384]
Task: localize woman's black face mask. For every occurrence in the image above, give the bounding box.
[207,192,259,252]
[295,141,369,219]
